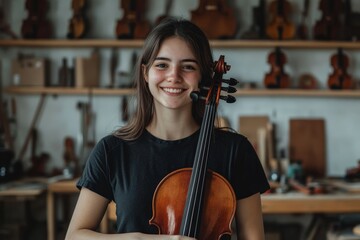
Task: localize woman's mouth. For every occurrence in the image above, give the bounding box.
[162,87,185,94]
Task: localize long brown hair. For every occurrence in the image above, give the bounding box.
[114,18,213,141]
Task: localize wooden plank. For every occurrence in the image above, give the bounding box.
[289,119,326,178]
[239,116,270,171]
[261,192,360,213]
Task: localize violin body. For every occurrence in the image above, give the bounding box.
[264,47,290,88]
[21,0,52,39]
[150,169,235,239]
[116,0,150,39]
[313,0,344,40]
[67,0,87,39]
[266,0,295,40]
[191,0,237,39]
[328,49,353,89]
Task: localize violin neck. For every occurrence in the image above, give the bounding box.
[180,101,217,238]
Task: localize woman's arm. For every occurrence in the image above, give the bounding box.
[235,193,265,240]
[65,187,196,240]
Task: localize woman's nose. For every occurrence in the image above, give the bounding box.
[167,66,181,82]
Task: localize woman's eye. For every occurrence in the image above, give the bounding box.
[155,63,167,69]
[183,65,196,71]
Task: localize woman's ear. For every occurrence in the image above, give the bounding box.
[142,64,148,82]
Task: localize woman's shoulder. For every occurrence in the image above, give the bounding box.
[214,128,247,142]
[95,134,128,151]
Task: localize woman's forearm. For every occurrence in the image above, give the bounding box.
[66,230,196,240]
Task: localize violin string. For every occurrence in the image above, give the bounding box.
[183,97,216,236]
[183,103,210,235]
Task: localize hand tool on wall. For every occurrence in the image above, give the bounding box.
[14,94,47,178]
[109,48,118,88]
[76,92,96,169]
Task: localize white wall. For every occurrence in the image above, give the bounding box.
[1,0,360,176]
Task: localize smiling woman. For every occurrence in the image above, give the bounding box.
[65,17,269,240]
[143,37,201,128]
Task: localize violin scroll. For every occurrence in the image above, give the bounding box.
[193,56,238,104]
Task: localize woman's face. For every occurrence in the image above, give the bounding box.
[144,37,201,112]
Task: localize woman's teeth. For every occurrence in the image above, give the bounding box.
[163,88,183,93]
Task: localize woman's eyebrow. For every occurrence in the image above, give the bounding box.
[154,57,170,61]
[154,57,198,64]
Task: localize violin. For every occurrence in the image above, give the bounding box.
[115,0,150,39]
[191,0,237,39]
[313,0,344,40]
[21,0,52,39]
[266,0,295,40]
[264,47,290,88]
[67,0,87,39]
[150,56,238,239]
[328,48,353,90]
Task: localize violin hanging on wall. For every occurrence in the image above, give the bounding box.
[115,0,150,39]
[21,0,52,39]
[264,47,290,88]
[328,48,353,90]
[150,55,238,239]
[313,0,344,40]
[266,0,295,40]
[191,0,237,39]
[67,0,87,39]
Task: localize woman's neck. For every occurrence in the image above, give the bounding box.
[146,109,199,140]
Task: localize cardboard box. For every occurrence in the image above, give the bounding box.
[75,51,100,87]
[11,58,50,86]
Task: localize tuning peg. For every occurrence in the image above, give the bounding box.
[220,95,236,103]
[221,86,237,93]
[190,91,206,102]
[190,91,200,102]
[222,78,238,86]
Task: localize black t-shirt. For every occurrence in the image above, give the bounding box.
[77,128,270,234]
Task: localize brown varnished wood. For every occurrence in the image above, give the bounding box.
[150,168,236,239]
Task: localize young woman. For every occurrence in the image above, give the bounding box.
[65,18,269,240]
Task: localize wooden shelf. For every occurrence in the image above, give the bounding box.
[4,86,360,98]
[235,89,360,98]
[4,86,135,95]
[1,39,360,49]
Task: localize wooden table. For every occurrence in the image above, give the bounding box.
[261,192,360,214]
[46,179,360,240]
[46,179,78,240]
[0,178,47,199]
[46,178,109,240]
[0,178,48,238]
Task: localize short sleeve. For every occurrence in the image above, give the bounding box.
[76,137,114,201]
